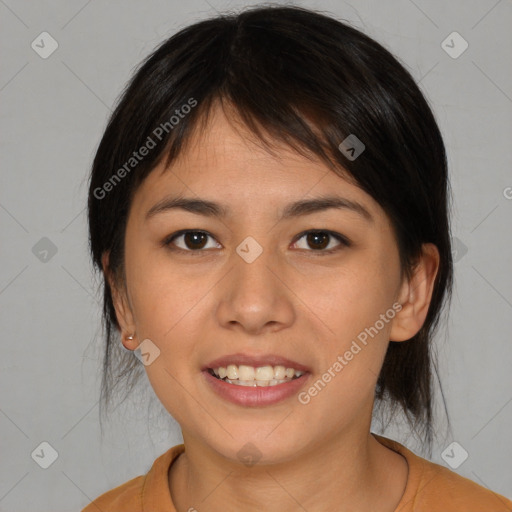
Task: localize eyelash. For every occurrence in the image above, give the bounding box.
[162,229,351,256]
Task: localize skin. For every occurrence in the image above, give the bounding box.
[104,102,440,512]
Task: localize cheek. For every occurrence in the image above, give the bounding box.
[297,266,398,418]
[123,250,211,417]
[124,245,213,338]
[300,252,400,405]
[307,256,399,340]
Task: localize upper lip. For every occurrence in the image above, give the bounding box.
[202,353,311,373]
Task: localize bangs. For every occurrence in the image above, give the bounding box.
[159,93,348,180]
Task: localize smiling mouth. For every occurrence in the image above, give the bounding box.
[206,366,305,387]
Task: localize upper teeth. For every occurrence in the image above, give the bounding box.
[213,364,304,381]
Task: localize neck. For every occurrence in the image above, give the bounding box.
[168,428,408,512]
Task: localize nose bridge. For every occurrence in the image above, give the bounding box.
[216,237,295,332]
[232,238,277,305]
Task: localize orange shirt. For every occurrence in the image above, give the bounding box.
[82,434,512,511]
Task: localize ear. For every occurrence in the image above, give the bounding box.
[101,252,138,350]
[389,243,440,342]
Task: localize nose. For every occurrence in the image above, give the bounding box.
[215,245,296,335]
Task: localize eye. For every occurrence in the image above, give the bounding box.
[163,229,350,255]
[291,230,350,254]
[163,230,221,253]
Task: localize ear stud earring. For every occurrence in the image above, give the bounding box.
[122,333,136,349]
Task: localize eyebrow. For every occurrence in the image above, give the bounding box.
[145,195,373,223]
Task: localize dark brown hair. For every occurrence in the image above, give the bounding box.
[87,5,453,449]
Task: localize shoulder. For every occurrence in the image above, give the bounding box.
[81,444,185,512]
[416,459,512,511]
[81,475,144,512]
[374,434,512,512]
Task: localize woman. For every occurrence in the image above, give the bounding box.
[83,5,512,511]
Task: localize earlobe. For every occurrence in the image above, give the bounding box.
[101,251,138,349]
[389,243,440,342]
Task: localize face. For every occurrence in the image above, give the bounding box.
[109,104,431,465]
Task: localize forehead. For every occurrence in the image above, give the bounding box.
[131,104,386,226]
[161,106,335,184]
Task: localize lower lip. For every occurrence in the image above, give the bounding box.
[202,370,310,407]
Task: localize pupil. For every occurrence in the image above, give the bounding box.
[185,232,207,249]
[308,232,328,250]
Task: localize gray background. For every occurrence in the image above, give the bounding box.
[1,0,511,510]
